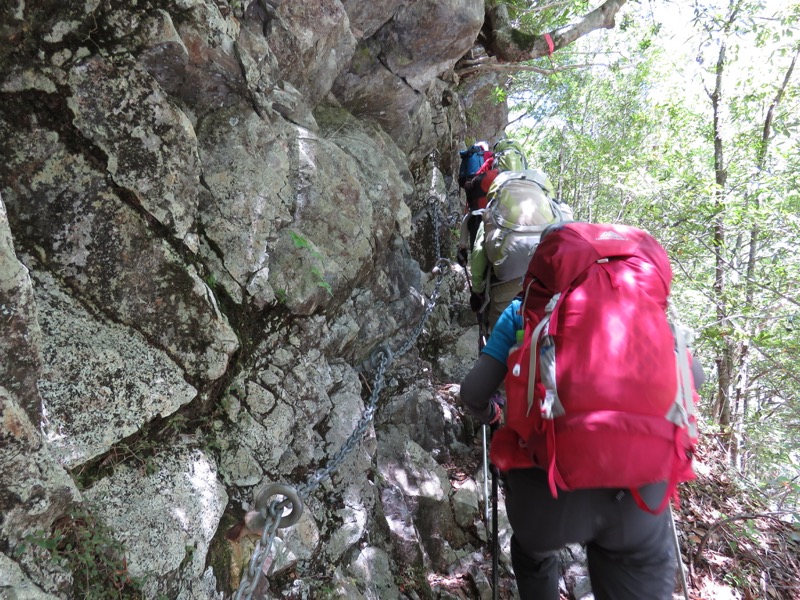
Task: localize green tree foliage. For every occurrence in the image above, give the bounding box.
[507,0,800,506]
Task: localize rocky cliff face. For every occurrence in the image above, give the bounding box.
[0,1,519,598]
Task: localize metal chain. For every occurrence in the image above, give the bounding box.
[235,502,284,600]
[447,187,463,228]
[394,196,450,358]
[234,194,451,600]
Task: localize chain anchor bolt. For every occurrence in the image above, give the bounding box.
[254,483,304,529]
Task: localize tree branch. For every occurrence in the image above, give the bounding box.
[758,43,800,166]
[485,0,628,64]
[456,61,601,77]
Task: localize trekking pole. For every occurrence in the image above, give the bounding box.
[491,462,499,600]
[458,244,490,532]
[476,317,499,600]
[670,504,690,600]
[481,425,490,529]
[456,245,473,296]
[481,425,500,600]
[477,319,490,532]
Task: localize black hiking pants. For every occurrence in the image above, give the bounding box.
[504,468,676,600]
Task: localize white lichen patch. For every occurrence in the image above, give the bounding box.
[82,445,227,598]
[34,271,197,468]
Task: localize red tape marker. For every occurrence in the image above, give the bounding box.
[544,32,555,55]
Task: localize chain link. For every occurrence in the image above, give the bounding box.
[234,501,285,600]
[234,193,451,600]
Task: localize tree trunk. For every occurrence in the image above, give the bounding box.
[736,43,800,471]
[711,36,733,447]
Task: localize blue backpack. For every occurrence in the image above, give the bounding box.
[459,145,487,188]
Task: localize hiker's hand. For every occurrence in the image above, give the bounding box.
[469,292,484,313]
[456,247,468,266]
[488,399,503,432]
[490,393,505,409]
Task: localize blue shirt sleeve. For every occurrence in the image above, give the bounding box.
[481,298,523,364]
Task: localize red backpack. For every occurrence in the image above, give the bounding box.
[490,222,699,514]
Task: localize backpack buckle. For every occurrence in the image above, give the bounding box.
[540,390,557,419]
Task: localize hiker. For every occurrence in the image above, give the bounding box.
[460,153,498,250]
[458,141,492,191]
[458,138,529,253]
[458,141,494,251]
[466,169,571,330]
[459,221,705,600]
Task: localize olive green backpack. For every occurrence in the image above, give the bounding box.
[492,139,528,172]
